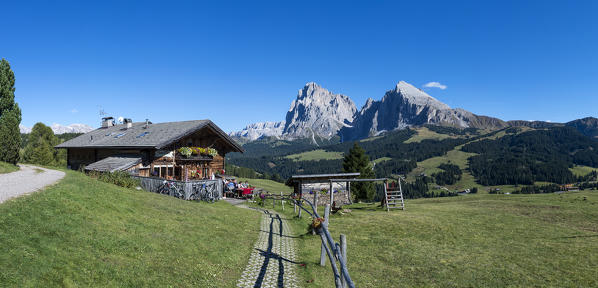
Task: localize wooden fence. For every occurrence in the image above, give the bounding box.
[261,193,355,288]
[133,176,223,201]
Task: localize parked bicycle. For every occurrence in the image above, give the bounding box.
[158,180,184,199]
[198,182,217,203]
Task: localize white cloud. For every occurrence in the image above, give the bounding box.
[423,82,447,90]
[71,109,78,113]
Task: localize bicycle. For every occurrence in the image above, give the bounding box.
[158,180,184,199]
[198,182,217,203]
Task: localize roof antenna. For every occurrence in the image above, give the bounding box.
[98,105,107,117]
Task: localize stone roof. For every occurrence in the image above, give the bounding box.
[55,120,243,152]
[85,156,142,172]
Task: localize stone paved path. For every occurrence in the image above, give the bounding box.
[237,208,300,288]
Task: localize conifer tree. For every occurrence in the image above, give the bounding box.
[0,59,22,164]
[23,123,59,166]
[342,142,375,201]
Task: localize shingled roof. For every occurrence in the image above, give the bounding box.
[55,120,243,152]
[85,156,142,172]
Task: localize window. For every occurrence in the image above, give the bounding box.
[114,133,126,138]
[136,131,150,138]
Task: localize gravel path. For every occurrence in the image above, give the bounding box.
[0,164,65,204]
[237,207,300,288]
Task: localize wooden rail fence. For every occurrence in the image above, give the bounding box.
[260,193,355,288]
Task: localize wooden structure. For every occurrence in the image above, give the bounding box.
[286,173,405,211]
[383,179,405,211]
[55,119,243,184]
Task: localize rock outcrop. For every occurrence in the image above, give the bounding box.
[340,81,506,140]
[282,82,357,140]
[230,82,357,141]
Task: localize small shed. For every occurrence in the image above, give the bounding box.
[286,173,361,207]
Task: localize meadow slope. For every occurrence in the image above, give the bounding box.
[0,170,260,287]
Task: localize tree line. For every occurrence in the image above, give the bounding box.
[432,163,462,185]
[227,128,474,182]
[463,127,598,185]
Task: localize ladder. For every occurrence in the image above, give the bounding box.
[384,179,405,211]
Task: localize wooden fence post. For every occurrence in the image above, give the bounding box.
[330,180,334,209]
[314,190,318,212]
[312,191,318,235]
[347,181,352,204]
[320,204,330,266]
[340,234,347,287]
[281,192,284,211]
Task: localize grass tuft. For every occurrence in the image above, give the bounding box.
[0,161,19,174]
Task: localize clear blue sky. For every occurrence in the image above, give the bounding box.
[2,0,597,132]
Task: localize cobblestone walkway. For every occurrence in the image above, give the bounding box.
[237,209,300,288]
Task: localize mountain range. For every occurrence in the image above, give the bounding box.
[231,81,522,142]
[20,123,94,135]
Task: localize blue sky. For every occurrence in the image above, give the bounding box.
[2,0,597,132]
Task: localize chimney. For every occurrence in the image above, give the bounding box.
[144,119,150,129]
[101,117,114,128]
[124,118,133,129]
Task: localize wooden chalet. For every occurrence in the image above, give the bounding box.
[55,118,243,181]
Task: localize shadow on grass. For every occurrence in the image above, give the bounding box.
[558,234,598,239]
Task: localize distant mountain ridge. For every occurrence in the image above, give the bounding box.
[339,81,506,140]
[229,121,284,141]
[230,81,595,142]
[20,123,94,134]
[565,117,598,139]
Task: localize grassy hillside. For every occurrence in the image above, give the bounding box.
[260,190,598,287]
[231,125,598,198]
[570,165,598,177]
[237,177,292,193]
[0,162,18,174]
[0,170,260,287]
[404,127,458,143]
[285,149,344,161]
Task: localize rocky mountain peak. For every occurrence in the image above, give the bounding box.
[283,82,357,140]
[231,80,508,143]
[339,81,505,140]
[391,81,450,110]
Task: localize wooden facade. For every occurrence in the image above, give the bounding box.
[59,120,242,182]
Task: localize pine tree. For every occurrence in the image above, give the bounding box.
[0,59,22,164]
[23,123,59,166]
[342,142,375,201]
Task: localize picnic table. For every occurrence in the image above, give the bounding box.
[235,187,254,198]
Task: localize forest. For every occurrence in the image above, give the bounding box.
[463,127,598,185]
[227,128,472,181]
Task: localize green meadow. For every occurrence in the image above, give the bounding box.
[0,170,260,287]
